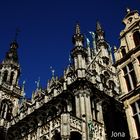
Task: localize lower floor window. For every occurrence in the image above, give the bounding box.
[131,99,140,137]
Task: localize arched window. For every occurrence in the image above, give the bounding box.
[108,80,115,90]
[121,46,126,57]
[123,62,137,91]
[3,70,8,83]
[104,71,110,79]
[133,31,140,47]
[0,99,13,121]
[100,74,106,85]
[10,71,14,84]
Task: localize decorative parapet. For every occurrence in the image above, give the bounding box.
[1,82,11,90]
[88,120,105,140]
[0,82,21,96]
[70,115,83,132]
[13,86,21,95]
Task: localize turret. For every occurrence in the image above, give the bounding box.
[0,40,20,86]
[95,21,112,65]
[71,23,87,78]
[0,40,22,124]
[95,21,105,44]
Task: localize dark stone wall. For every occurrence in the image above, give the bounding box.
[0,127,7,140]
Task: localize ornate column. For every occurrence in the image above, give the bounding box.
[84,92,92,140]
[61,113,70,140]
[37,126,41,139]
[79,93,87,140]
[49,121,52,140]
[75,94,80,118]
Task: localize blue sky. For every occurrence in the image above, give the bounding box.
[0,0,139,98]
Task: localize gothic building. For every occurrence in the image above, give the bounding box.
[0,9,139,140]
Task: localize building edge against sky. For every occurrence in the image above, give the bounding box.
[0,8,139,140]
[114,8,140,139]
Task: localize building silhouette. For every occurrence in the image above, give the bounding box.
[0,9,139,140]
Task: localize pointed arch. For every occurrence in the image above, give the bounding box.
[3,70,8,82]
[104,71,110,79]
[108,80,116,90]
[121,46,126,57]
[10,71,14,84]
[133,31,140,47]
[0,99,13,121]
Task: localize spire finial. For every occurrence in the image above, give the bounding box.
[114,45,117,52]
[126,7,131,13]
[96,21,102,31]
[50,66,55,77]
[86,37,90,47]
[75,22,81,35]
[35,77,40,90]
[22,80,26,97]
[89,31,97,52]
[72,22,84,47]
[69,55,71,65]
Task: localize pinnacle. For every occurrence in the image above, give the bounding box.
[75,23,81,35]
[96,21,102,31]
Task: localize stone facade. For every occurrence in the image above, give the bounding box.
[0,9,139,140]
[114,9,140,140]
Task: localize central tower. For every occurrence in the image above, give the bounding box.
[0,40,22,139]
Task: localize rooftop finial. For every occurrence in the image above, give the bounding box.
[35,77,40,90]
[96,21,102,31]
[114,45,117,52]
[86,37,90,47]
[22,80,26,97]
[69,55,71,65]
[75,22,81,35]
[126,7,131,13]
[50,66,55,77]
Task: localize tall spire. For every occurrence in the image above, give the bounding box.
[75,23,81,35]
[95,21,104,41]
[96,21,102,31]
[72,22,84,47]
[4,29,20,64]
[5,40,19,63]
